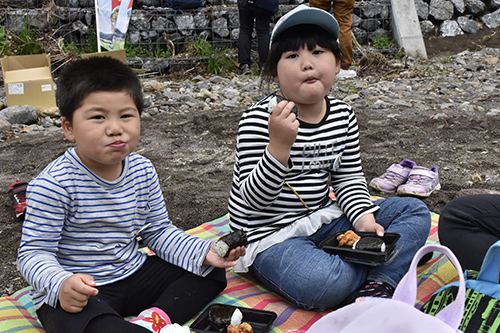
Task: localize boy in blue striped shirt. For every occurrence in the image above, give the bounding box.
[17,56,244,333]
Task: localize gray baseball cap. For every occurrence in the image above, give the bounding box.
[270,4,340,44]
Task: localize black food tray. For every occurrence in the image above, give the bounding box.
[190,304,277,333]
[320,231,400,265]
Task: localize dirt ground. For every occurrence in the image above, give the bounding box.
[2,27,500,296]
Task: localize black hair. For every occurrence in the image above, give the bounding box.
[262,24,343,84]
[56,56,143,122]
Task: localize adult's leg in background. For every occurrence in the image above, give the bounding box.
[439,194,500,271]
[332,0,355,69]
[309,0,333,12]
[253,10,271,70]
[238,4,255,67]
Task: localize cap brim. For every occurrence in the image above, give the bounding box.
[271,7,339,42]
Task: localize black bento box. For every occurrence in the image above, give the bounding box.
[190,304,277,333]
[320,231,400,265]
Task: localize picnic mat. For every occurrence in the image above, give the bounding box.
[1,209,457,333]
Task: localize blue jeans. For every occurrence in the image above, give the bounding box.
[250,197,431,310]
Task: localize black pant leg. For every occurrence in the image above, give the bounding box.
[37,297,150,333]
[115,256,226,325]
[439,194,500,271]
[238,6,255,66]
[253,10,271,69]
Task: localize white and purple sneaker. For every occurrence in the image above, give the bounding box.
[396,166,441,198]
[369,159,416,193]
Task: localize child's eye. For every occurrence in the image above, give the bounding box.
[121,111,138,118]
[91,115,105,120]
[313,49,324,55]
[286,53,298,59]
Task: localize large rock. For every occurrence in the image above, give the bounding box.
[429,0,454,21]
[0,105,38,125]
[414,0,429,20]
[457,16,481,34]
[420,20,437,38]
[173,13,195,36]
[465,0,486,15]
[0,116,10,132]
[439,20,464,37]
[450,0,466,14]
[481,9,500,29]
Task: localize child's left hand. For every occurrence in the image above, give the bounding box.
[354,213,385,237]
[203,242,246,268]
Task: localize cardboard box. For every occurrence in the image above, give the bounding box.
[1,54,57,107]
[82,49,127,63]
[82,49,148,74]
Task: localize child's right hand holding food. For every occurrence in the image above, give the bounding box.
[58,274,99,313]
[268,100,299,166]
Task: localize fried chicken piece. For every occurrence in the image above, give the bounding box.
[227,322,253,333]
[336,230,361,247]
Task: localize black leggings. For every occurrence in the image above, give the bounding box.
[438,194,500,271]
[37,256,226,333]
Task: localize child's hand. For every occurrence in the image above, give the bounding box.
[268,100,299,166]
[354,213,385,237]
[203,242,246,268]
[58,274,99,313]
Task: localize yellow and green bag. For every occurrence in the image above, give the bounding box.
[421,240,500,333]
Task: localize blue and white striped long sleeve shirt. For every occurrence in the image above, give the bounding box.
[17,148,213,310]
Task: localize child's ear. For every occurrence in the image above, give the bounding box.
[335,62,341,75]
[61,117,75,142]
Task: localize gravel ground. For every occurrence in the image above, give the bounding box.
[2,27,500,296]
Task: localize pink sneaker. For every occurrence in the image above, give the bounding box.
[369,159,416,192]
[396,166,441,198]
[8,180,28,221]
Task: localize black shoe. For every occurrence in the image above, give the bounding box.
[238,64,251,75]
[339,280,395,307]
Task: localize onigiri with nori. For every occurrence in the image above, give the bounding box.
[267,94,298,116]
[215,229,248,258]
[353,237,386,252]
[208,304,243,331]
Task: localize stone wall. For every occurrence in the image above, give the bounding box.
[3,0,390,55]
[416,0,500,38]
[1,0,500,56]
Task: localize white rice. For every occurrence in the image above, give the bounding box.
[268,96,278,113]
[215,240,229,258]
[231,308,243,326]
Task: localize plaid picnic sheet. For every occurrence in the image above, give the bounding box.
[3,208,456,333]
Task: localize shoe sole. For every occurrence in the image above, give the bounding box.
[369,182,396,193]
[396,183,442,198]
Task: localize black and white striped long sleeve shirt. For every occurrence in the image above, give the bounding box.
[228,94,378,243]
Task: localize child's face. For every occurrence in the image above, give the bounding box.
[274,45,340,106]
[62,91,141,180]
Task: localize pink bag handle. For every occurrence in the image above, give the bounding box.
[392,244,466,330]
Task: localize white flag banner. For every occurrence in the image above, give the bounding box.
[96,0,134,51]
